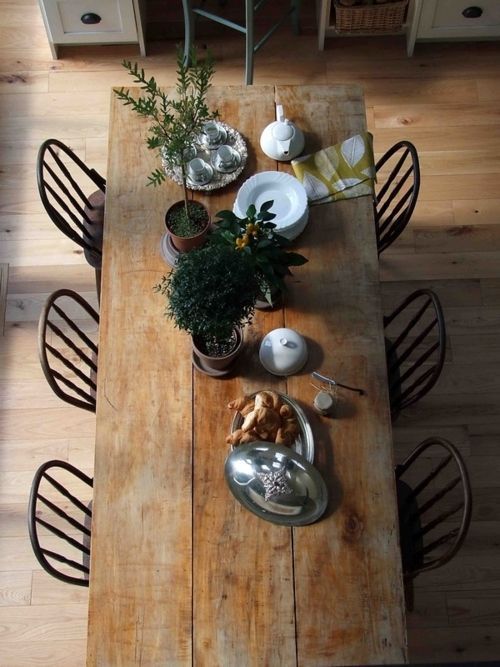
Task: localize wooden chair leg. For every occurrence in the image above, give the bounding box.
[182,0,195,65]
[245,0,254,85]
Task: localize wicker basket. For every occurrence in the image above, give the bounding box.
[333,1,408,34]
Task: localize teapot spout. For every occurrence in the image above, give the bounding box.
[278,138,292,157]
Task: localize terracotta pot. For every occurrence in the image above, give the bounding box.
[165,200,210,253]
[192,327,243,374]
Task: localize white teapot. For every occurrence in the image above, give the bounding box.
[260,104,305,161]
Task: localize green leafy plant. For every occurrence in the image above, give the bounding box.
[155,244,260,356]
[114,47,216,223]
[210,201,308,305]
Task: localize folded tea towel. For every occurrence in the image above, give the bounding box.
[291,132,376,205]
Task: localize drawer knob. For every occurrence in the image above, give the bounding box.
[81,12,102,25]
[462,6,483,19]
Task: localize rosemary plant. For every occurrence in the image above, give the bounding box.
[114,48,217,221]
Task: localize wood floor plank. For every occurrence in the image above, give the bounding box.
[380,278,483,309]
[0,639,86,667]
[0,406,95,440]
[453,199,500,227]
[0,571,31,607]
[0,70,48,94]
[0,438,68,471]
[379,252,500,281]
[374,103,500,129]
[0,603,88,641]
[447,590,500,628]
[408,624,500,663]
[31,571,89,606]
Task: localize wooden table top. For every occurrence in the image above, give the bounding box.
[87,84,407,666]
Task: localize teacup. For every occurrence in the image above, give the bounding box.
[216,145,235,169]
[202,121,221,146]
[188,157,211,183]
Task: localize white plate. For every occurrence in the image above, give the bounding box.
[234,171,308,232]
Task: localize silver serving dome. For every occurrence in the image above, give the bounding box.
[225,442,328,526]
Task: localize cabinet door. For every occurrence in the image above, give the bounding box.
[40,0,139,44]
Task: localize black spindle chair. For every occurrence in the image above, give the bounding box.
[28,460,94,587]
[38,289,99,413]
[396,437,472,610]
[374,140,420,255]
[37,139,106,299]
[384,289,446,421]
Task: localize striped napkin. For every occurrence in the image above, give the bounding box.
[291,132,376,205]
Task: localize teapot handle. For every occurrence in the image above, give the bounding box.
[276,104,285,123]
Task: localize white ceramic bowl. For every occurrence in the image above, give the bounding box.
[234,171,308,235]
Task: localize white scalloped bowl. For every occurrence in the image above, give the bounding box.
[234,171,308,235]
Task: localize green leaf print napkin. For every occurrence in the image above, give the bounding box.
[291,132,376,205]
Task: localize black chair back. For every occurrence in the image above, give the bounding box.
[28,460,94,587]
[384,289,446,420]
[38,289,99,412]
[396,437,472,583]
[37,138,106,268]
[375,140,420,255]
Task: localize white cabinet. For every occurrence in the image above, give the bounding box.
[407,0,500,56]
[38,0,146,58]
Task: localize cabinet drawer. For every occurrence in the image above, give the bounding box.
[40,0,139,44]
[417,0,500,39]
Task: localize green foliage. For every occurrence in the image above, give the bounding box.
[113,48,217,205]
[155,245,260,346]
[210,201,308,304]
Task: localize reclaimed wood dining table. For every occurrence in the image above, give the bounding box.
[87,83,407,666]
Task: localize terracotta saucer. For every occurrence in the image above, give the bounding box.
[192,350,233,377]
[159,232,180,267]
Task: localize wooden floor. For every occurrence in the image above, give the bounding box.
[1,1,500,664]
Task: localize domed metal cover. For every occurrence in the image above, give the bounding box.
[224,443,328,526]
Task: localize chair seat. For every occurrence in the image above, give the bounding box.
[396,478,424,575]
[83,189,105,269]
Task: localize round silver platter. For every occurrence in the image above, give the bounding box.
[230,392,314,463]
[224,443,328,526]
[161,121,247,192]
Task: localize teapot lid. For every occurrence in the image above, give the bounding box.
[272,122,294,141]
[259,327,308,376]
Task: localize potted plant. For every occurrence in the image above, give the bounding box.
[155,244,261,374]
[210,201,308,307]
[114,48,217,251]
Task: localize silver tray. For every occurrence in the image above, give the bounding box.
[230,392,314,464]
[161,121,247,192]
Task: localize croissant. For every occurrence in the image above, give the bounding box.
[226,428,244,445]
[240,430,260,444]
[279,404,294,419]
[281,416,300,439]
[227,392,299,450]
[227,396,254,413]
[275,427,293,447]
[254,390,282,411]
